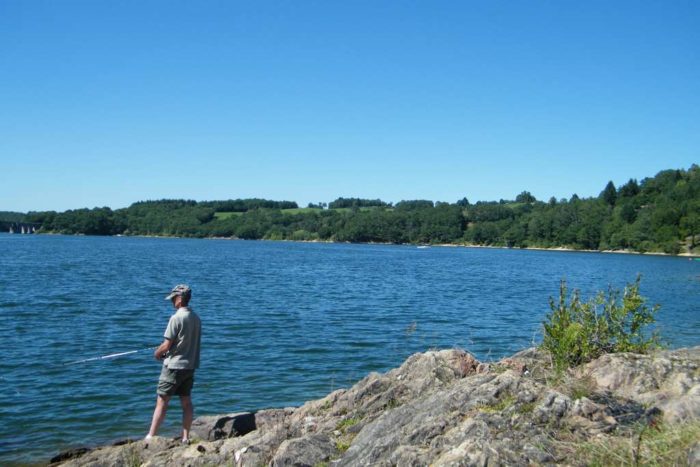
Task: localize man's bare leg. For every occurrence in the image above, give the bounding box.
[180,395,193,441]
[147,395,170,437]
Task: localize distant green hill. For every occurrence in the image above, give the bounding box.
[0,211,26,223]
[21,165,700,255]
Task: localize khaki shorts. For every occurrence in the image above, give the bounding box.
[157,366,195,397]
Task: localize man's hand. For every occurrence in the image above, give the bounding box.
[154,338,172,360]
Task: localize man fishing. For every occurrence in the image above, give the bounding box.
[145,284,202,445]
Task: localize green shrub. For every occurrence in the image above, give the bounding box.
[542,276,661,371]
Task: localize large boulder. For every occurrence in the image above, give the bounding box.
[190,411,256,441]
[583,346,700,423]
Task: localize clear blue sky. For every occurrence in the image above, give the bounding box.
[1,1,698,212]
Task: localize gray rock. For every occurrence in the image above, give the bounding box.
[688,441,700,466]
[49,447,91,464]
[568,396,618,434]
[57,437,178,467]
[51,346,700,467]
[190,411,256,441]
[533,390,571,424]
[584,346,700,423]
[272,433,337,466]
[255,408,295,431]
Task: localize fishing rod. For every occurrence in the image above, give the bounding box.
[64,346,158,365]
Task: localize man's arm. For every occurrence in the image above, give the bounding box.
[154,338,172,360]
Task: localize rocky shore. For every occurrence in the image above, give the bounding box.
[51,346,700,466]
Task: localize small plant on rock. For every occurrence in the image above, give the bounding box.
[566,374,597,400]
[336,416,361,433]
[541,275,662,372]
[122,445,142,467]
[517,401,537,415]
[335,440,351,452]
[478,393,516,413]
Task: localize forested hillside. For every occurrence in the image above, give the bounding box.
[17,165,700,254]
[0,211,27,222]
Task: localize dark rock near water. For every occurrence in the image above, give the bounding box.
[51,346,700,466]
[49,447,91,464]
[190,411,257,441]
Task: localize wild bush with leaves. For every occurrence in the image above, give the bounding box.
[542,276,662,371]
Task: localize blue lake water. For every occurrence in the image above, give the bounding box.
[1,234,699,464]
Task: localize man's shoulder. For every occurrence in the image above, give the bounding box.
[168,309,190,325]
[182,307,200,316]
[179,308,201,323]
[191,310,201,325]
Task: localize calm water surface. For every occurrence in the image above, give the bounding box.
[1,234,699,464]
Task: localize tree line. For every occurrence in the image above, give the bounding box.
[8,166,700,255]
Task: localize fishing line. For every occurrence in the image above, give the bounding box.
[64,346,157,365]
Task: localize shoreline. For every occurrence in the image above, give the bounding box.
[447,242,700,258]
[9,232,700,258]
[49,345,700,466]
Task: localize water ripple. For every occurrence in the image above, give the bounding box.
[1,235,698,464]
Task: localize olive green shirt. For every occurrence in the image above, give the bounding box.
[163,307,201,370]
